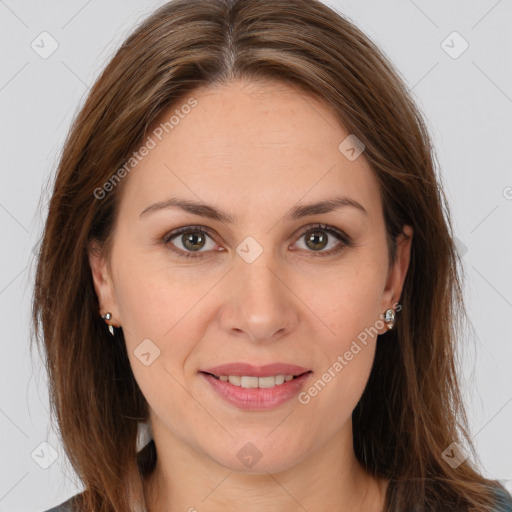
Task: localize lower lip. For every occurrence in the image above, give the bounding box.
[200,372,312,410]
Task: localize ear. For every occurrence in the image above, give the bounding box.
[88,240,120,327]
[378,224,413,334]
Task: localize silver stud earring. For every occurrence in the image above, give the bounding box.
[102,312,115,336]
[383,308,396,330]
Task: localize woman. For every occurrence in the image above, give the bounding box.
[33,0,512,511]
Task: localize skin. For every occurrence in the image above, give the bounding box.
[89,79,413,512]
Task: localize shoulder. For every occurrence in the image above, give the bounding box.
[42,492,83,512]
[494,485,512,511]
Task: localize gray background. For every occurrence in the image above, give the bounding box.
[0,0,511,510]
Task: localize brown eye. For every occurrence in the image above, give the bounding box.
[162,226,217,259]
[180,231,207,251]
[305,230,329,251]
[293,224,353,257]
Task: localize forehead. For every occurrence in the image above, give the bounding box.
[119,79,382,224]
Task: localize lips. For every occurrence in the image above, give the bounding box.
[200,369,313,410]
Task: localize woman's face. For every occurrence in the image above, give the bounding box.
[90,79,412,473]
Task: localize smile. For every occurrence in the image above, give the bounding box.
[206,373,300,388]
[200,371,313,410]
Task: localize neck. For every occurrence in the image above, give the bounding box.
[142,417,388,512]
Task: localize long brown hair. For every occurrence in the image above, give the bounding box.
[32,0,507,510]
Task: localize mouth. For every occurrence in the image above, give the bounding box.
[199,369,313,410]
[199,362,313,409]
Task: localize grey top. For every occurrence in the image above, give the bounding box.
[43,486,512,511]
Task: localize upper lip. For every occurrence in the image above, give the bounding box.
[201,363,311,377]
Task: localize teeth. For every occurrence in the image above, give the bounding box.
[229,375,242,386]
[216,374,297,388]
[241,376,259,388]
[275,375,285,385]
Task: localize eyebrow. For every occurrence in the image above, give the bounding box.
[139,195,368,223]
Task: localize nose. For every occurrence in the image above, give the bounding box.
[218,250,299,344]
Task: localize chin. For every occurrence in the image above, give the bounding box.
[201,435,309,475]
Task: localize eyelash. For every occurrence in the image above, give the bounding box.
[160,223,353,260]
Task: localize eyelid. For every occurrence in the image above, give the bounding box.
[161,224,217,244]
[294,223,352,245]
[160,224,220,259]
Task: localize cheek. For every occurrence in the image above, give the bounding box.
[300,324,377,423]
[113,246,202,337]
[304,260,385,344]
[115,275,172,340]
[112,258,203,428]
[296,256,384,408]
[111,244,223,386]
